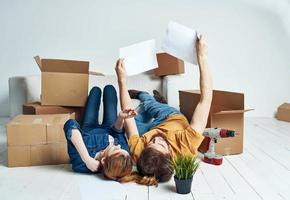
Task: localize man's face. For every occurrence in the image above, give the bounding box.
[147,136,170,154]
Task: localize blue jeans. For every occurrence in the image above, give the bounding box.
[135,92,180,136]
[82,85,117,131]
[64,85,129,173]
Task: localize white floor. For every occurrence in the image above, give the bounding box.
[0,117,290,200]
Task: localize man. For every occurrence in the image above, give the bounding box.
[115,35,212,185]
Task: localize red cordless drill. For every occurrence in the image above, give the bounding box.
[202,128,236,165]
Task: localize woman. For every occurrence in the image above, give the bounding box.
[63,85,136,181]
[115,35,213,185]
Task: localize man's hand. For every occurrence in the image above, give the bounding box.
[119,109,137,119]
[196,34,207,61]
[84,157,100,172]
[115,58,126,83]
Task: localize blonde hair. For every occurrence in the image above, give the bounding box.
[119,173,158,186]
[102,152,133,180]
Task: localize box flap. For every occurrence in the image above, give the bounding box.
[34,56,42,70]
[35,57,89,74]
[180,90,200,94]
[214,109,254,115]
[89,71,104,76]
[212,90,244,110]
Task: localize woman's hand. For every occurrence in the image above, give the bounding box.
[115,58,126,83]
[84,157,100,172]
[119,109,137,119]
[196,34,207,61]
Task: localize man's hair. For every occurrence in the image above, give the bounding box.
[102,152,133,181]
[136,146,173,182]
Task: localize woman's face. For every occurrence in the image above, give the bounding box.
[147,136,170,154]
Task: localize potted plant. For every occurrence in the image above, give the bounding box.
[171,154,199,194]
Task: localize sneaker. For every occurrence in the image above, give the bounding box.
[153,90,167,104]
[128,90,142,99]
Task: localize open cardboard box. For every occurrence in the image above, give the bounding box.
[179,90,253,155]
[34,56,89,107]
[6,113,74,167]
[154,53,184,76]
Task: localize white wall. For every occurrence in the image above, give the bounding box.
[0,0,290,117]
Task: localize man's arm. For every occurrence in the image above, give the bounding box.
[114,109,137,130]
[115,59,139,139]
[190,35,213,133]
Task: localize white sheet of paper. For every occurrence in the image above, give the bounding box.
[119,39,158,76]
[79,174,126,200]
[162,21,197,64]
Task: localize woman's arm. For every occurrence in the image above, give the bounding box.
[115,59,140,139]
[190,35,213,134]
[71,129,100,172]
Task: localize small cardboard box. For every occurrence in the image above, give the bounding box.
[276,103,290,122]
[6,114,73,167]
[34,56,89,107]
[179,90,252,155]
[154,53,184,76]
[23,102,83,123]
[7,143,69,167]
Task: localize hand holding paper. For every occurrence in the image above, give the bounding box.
[119,39,158,75]
[162,21,198,64]
[196,34,207,61]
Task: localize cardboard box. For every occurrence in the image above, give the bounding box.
[154,53,184,76]
[23,102,83,123]
[7,143,69,167]
[34,56,89,107]
[276,103,290,122]
[179,90,252,155]
[7,114,73,145]
[6,114,73,167]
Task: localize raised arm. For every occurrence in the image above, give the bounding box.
[115,59,139,139]
[190,35,213,133]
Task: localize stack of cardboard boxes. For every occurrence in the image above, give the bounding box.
[7,56,90,167]
[7,114,73,167]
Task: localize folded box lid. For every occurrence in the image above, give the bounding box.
[34,56,89,74]
[213,109,254,115]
